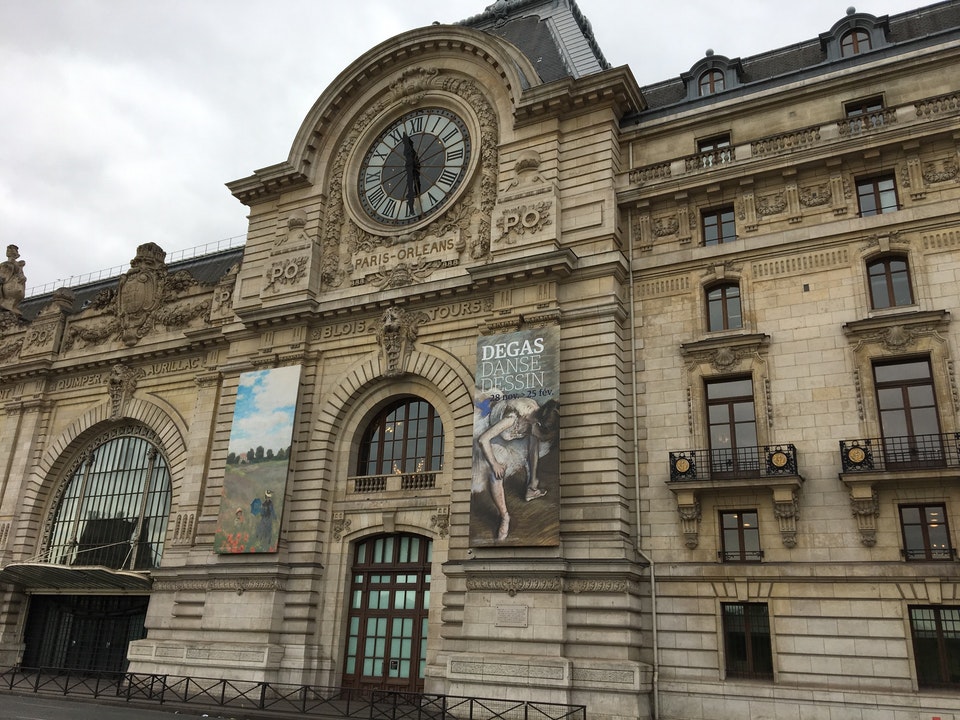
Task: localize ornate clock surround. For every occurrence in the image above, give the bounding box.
[319,67,499,292]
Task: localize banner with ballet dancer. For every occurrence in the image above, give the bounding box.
[214,365,302,554]
[471,327,560,546]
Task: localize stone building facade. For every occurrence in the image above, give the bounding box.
[0,2,959,719]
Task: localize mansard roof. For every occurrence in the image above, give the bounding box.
[458,0,610,82]
[631,0,960,120]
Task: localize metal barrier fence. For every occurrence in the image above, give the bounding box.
[0,667,587,720]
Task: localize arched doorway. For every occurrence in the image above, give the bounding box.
[342,534,432,692]
[17,427,172,673]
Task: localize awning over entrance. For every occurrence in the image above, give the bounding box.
[0,563,152,591]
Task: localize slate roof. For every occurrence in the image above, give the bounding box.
[632,0,960,120]
[459,0,609,82]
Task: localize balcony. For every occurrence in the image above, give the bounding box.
[669,444,798,483]
[839,433,960,547]
[665,444,803,549]
[623,89,960,197]
[840,433,960,473]
[349,472,439,494]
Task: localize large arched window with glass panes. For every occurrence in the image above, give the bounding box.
[45,427,172,571]
[357,397,443,476]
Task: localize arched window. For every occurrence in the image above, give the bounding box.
[46,431,172,571]
[707,283,742,332]
[357,397,443,476]
[840,29,871,57]
[698,69,725,96]
[867,255,914,309]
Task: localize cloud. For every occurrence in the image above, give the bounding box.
[229,366,301,455]
[0,0,929,293]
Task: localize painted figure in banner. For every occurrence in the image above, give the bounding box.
[251,490,276,550]
[473,394,560,540]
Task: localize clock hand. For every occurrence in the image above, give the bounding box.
[402,133,421,216]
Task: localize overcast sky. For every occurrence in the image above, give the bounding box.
[0,0,932,295]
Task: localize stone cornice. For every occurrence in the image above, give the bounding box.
[514,66,645,126]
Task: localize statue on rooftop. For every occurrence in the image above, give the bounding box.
[0,245,26,315]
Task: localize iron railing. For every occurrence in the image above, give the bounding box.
[668,444,798,482]
[840,433,960,473]
[0,667,586,720]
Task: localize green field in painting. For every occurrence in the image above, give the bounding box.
[214,459,289,553]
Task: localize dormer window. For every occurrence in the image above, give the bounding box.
[698,69,725,97]
[820,10,889,61]
[840,28,872,57]
[683,53,741,101]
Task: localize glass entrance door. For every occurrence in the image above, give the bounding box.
[343,534,431,692]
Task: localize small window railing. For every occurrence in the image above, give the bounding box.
[686,146,735,171]
[668,444,798,482]
[840,433,960,472]
[350,472,439,494]
[839,108,897,136]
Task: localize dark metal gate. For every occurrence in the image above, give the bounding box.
[22,595,148,673]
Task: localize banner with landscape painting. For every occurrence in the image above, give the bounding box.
[214,365,302,554]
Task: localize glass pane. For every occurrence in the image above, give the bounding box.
[901,507,921,524]
[875,361,930,383]
[707,379,753,399]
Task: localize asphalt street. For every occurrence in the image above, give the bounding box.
[0,693,226,719]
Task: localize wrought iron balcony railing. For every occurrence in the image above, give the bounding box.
[840,433,960,473]
[668,444,798,482]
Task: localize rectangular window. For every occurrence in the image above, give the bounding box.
[698,134,732,167]
[867,255,913,309]
[702,206,736,245]
[909,606,960,688]
[720,510,761,562]
[706,377,758,478]
[900,504,953,560]
[722,602,773,679]
[874,358,942,468]
[857,175,898,216]
[706,283,742,332]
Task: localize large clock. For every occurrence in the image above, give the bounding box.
[358,107,471,227]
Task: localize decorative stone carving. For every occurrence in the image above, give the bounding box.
[264,255,309,293]
[799,183,832,207]
[431,506,450,538]
[922,158,958,184]
[496,201,553,244]
[505,150,547,193]
[773,490,800,548]
[653,216,679,237]
[276,210,311,250]
[756,191,787,217]
[332,512,351,542]
[850,490,880,547]
[107,363,145,418]
[0,338,23,363]
[678,500,702,549]
[0,245,26,316]
[171,512,195,546]
[319,68,498,290]
[63,243,211,350]
[465,575,562,597]
[374,306,429,377]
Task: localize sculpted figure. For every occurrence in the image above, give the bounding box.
[0,245,26,314]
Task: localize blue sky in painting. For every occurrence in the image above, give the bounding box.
[228,366,301,457]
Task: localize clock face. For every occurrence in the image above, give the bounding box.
[358,107,471,227]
